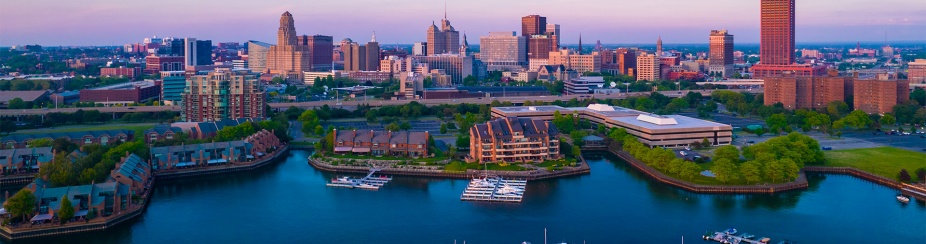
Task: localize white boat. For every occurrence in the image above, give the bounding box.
[356,183,379,190]
[897,195,910,203]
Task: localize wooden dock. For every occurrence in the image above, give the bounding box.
[326,168,393,190]
[460,177,527,203]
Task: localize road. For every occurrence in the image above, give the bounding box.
[0,89,760,116]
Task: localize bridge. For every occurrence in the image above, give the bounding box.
[0,89,760,117]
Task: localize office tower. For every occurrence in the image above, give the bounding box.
[521,15,547,37]
[168,39,184,56]
[751,0,823,77]
[413,42,428,56]
[267,11,313,80]
[760,0,794,65]
[546,23,560,49]
[617,49,636,76]
[196,40,213,66]
[636,53,660,81]
[365,32,381,71]
[181,69,265,122]
[160,71,186,106]
[344,41,366,71]
[299,35,334,71]
[426,11,460,55]
[413,55,474,84]
[528,36,554,59]
[709,30,734,77]
[184,38,197,68]
[247,41,272,73]
[479,31,527,71]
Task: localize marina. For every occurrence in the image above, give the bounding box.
[703,228,775,244]
[325,168,393,190]
[460,176,528,203]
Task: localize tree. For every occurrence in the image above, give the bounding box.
[58,196,75,224]
[879,114,896,127]
[754,127,767,137]
[0,120,16,135]
[843,110,872,129]
[440,123,448,134]
[764,159,784,183]
[571,145,582,159]
[766,113,788,135]
[7,97,25,109]
[713,145,741,164]
[314,125,324,135]
[679,161,701,180]
[385,122,400,132]
[668,158,684,176]
[916,168,926,183]
[400,121,411,131]
[740,161,762,183]
[455,134,470,149]
[826,101,850,118]
[898,169,912,182]
[701,138,711,148]
[711,158,739,183]
[4,190,36,222]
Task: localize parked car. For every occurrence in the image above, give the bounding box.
[747,140,755,144]
[680,151,688,156]
[822,146,833,150]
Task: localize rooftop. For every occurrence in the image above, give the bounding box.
[494,104,730,130]
[89,80,158,91]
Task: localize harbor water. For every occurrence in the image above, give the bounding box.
[11,150,925,243]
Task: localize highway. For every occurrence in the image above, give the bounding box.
[0,89,760,117]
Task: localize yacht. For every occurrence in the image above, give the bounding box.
[897,195,910,203]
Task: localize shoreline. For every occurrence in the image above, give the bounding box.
[0,144,291,241]
[307,155,591,181]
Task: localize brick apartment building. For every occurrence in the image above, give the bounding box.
[469,117,560,163]
[100,67,142,79]
[181,69,265,122]
[332,130,430,157]
[764,76,847,109]
[853,74,911,114]
[79,80,161,104]
[145,55,185,74]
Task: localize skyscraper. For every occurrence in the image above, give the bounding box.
[751,0,824,78]
[366,32,381,71]
[760,0,794,65]
[636,53,660,81]
[521,15,547,37]
[267,11,312,80]
[181,69,265,122]
[709,30,734,77]
[247,41,272,73]
[546,23,560,49]
[344,41,366,71]
[183,38,212,68]
[479,31,527,71]
[298,35,334,71]
[426,11,460,56]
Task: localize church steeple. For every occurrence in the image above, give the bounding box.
[577,33,583,55]
[371,31,377,43]
[656,35,663,57]
[460,32,469,56]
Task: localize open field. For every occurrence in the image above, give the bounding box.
[824,147,926,181]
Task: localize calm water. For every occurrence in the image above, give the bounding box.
[13,150,925,243]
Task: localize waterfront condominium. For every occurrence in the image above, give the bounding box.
[180,69,265,122]
[468,117,561,163]
[332,129,430,157]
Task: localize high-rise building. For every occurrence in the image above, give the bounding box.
[546,23,560,49]
[521,15,547,37]
[267,12,313,80]
[413,55,474,84]
[426,11,460,55]
[709,30,734,77]
[760,0,794,66]
[246,41,272,73]
[479,31,527,71]
[751,0,825,78]
[181,69,265,122]
[764,75,846,109]
[298,35,334,71]
[365,33,381,71]
[159,71,186,106]
[528,35,554,60]
[548,50,601,73]
[344,41,366,72]
[908,59,926,83]
[853,74,911,114]
[182,38,213,68]
[413,42,428,56]
[636,53,660,81]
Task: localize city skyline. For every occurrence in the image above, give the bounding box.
[2,0,924,46]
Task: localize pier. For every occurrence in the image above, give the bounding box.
[326,168,393,190]
[460,176,527,203]
[703,229,772,244]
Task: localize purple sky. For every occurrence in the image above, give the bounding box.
[2,0,924,46]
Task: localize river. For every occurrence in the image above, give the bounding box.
[14,150,925,243]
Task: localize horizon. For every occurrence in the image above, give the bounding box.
[1,0,924,46]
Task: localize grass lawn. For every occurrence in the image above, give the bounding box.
[824,147,926,181]
[12,123,156,138]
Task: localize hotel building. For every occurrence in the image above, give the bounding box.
[491,105,733,148]
[468,117,560,163]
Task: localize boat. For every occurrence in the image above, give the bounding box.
[897,195,910,203]
[356,183,379,190]
[725,228,737,235]
[741,233,755,239]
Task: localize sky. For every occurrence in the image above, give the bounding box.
[1,0,924,46]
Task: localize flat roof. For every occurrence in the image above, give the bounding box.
[90,80,157,90]
[494,104,731,131]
